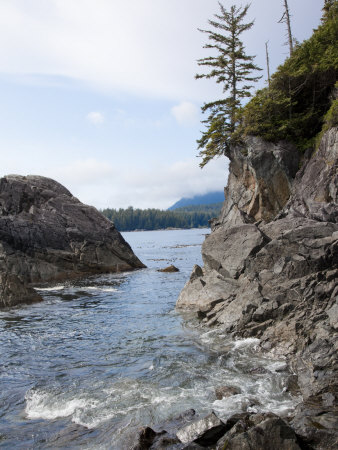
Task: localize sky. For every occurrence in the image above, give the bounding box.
[0,0,323,209]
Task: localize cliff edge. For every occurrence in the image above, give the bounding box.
[0,175,145,308]
[177,128,338,449]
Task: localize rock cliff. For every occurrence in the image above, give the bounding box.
[177,128,338,448]
[0,175,145,308]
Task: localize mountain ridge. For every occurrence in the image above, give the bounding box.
[168,191,224,210]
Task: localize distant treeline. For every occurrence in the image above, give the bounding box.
[101,203,223,231]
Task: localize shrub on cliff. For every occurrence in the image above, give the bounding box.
[238,2,338,150]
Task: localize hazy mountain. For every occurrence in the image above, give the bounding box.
[168,191,224,210]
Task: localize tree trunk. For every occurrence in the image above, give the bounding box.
[284,0,293,56]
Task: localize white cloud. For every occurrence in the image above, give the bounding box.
[53,158,115,186]
[171,101,199,126]
[0,0,322,101]
[91,157,229,209]
[86,111,104,125]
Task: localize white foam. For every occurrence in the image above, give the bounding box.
[25,390,91,420]
[86,287,118,292]
[232,338,260,349]
[35,286,65,292]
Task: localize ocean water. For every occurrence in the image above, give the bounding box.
[0,229,298,449]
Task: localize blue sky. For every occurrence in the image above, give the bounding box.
[0,0,323,209]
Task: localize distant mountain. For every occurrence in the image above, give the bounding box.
[168,191,224,210]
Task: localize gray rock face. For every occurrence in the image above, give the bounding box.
[177,128,338,448]
[216,414,301,450]
[212,136,299,230]
[176,412,227,446]
[0,175,145,307]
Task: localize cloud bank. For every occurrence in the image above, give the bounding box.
[50,156,229,210]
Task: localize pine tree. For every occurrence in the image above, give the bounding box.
[196,3,261,167]
[322,0,337,21]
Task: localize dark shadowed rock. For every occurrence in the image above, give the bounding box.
[157,265,180,273]
[176,412,227,446]
[0,175,145,307]
[132,426,158,449]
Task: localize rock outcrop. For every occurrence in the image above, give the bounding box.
[177,128,338,448]
[0,175,145,307]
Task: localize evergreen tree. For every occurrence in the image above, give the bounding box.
[196,3,261,167]
[322,0,337,20]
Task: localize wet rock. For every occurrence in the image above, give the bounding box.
[157,265,180,273]
[0,175,145,308]
[0,272,42,307]
[133,426,158,449]
[216,415,301,450]
[215,385,241,400]
[176,412,227,446]
[291,392,338,450]
[248,366,271,375]
[284,375,301,396]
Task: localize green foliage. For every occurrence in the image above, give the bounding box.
[323,98,338,129]
[239,3,338,150]
[101,204,223,232]
[196,3,261,167]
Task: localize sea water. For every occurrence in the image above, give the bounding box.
[0,229,298,449]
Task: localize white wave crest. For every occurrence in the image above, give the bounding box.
[86,287,118,292]
[25,389,91,420]
[35,286,65,292]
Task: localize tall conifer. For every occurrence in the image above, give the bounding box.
[196,3,261,167]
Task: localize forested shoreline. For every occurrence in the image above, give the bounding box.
[101,203,223,231]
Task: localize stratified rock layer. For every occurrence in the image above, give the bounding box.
[177,128,338,449]
[0,175,145,307]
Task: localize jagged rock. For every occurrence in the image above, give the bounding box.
[176,269,239,314]
[157,265,179,273]
[202,224,268,278]
[287,127,338,223]
[216,136,299,230]
[291,393,338,450]
[176,412,227,446]
[0,175,145,308]
[216,415,301,450]
[176,128,338,448]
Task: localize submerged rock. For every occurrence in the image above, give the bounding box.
[157,265,180,273]
[0,175,145,308]
[176,127,338,448]
[215,385,241,400]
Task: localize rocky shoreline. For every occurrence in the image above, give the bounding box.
[0,175,145,308]
[171,128,337,449]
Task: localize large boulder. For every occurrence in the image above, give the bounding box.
[0,175,145,307]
